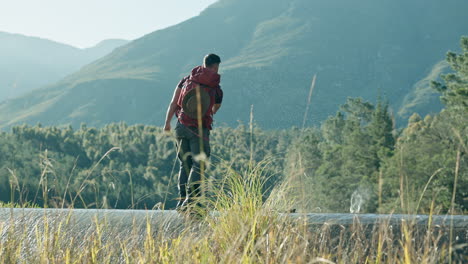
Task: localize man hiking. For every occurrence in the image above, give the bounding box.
[164,54,223,212]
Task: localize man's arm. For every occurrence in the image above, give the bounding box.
[213,85,223,115]
[164,87,182,131]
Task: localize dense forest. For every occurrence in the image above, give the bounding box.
[0,38,466,214]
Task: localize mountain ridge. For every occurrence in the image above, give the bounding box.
[0,31,129,101]
[1,0,467,129]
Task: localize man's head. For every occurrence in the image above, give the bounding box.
[203,53,221,73]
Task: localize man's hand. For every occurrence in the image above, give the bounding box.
[164,122,171,132]
[213,104,222,114]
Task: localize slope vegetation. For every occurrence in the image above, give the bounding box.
[1,0,467,129]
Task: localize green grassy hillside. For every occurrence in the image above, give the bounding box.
[0,0,467,129]
[398,60,449,120]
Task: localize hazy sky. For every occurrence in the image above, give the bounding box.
[0,0,218,48]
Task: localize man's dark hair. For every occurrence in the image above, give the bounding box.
[204,53,221,67]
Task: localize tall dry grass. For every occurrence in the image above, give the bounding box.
[0,158,465,263]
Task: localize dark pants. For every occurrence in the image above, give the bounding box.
[175,122,210,209]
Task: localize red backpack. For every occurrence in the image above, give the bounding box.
[177,66,220,129]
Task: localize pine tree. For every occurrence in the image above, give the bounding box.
[432,36,468,111]
[368,98,395,166]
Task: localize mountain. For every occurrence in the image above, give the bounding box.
[82,39,130,60]
[0,32,128,100]
[398,60,449,120]
[0,0,467,129]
